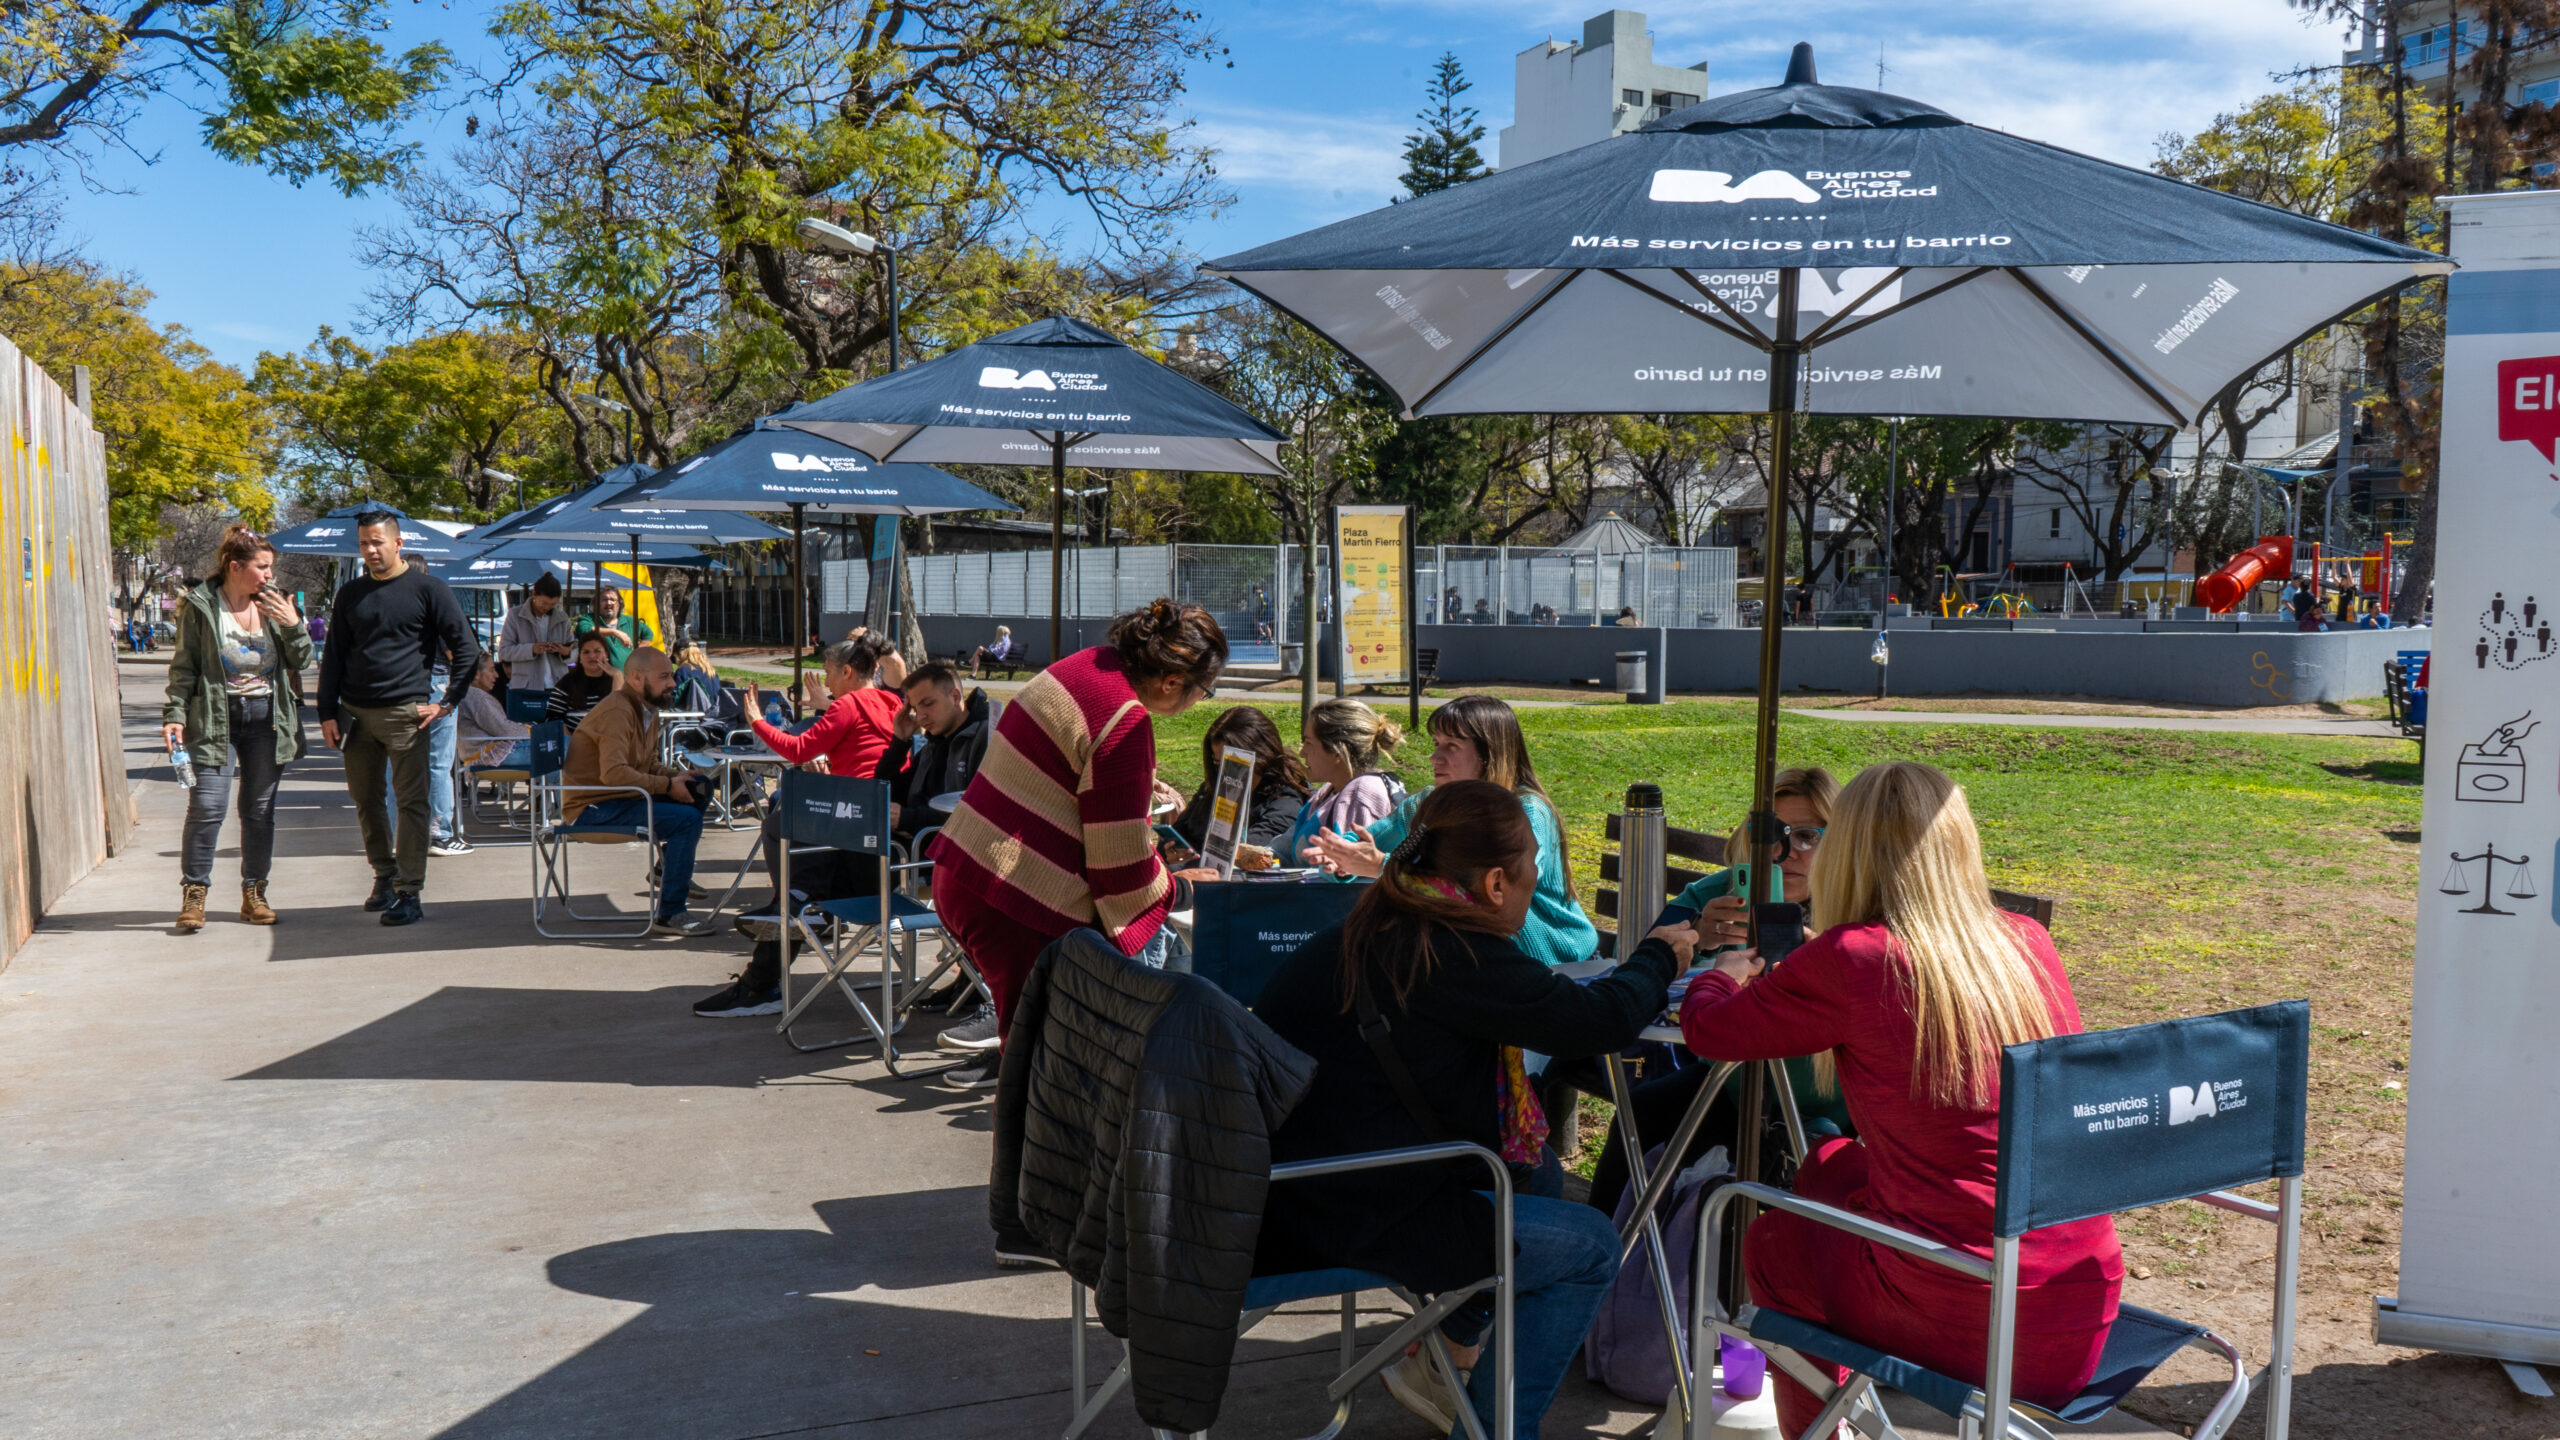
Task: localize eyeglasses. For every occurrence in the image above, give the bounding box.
[1775,824,1826,853]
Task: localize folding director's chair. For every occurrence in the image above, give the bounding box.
[770,769,973,1071]
[528,720,663,939]
[1689,999,2311,1440]
[460,688,556,843]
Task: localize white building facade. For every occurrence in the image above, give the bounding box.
[1497,9,1710,170]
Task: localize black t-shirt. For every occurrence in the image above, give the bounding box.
[317,563,478,714]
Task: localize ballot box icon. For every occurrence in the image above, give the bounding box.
[2454,712,2535,803]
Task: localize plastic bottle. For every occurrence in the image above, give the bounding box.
[171,743,196,789]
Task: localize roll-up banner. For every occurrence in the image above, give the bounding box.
[1333,504,1411,686]
[2378,191,2560,1366]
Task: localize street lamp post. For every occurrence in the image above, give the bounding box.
[794,217,902,372]
[570,392,634,463]
[478,466,525,518]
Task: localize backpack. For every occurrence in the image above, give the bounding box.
[1584,1143,1730,1405]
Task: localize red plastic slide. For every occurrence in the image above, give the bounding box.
[2195,536,2295,614]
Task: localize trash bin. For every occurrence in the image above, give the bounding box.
[1616,651,1648,700]
[1279,642,1304,677]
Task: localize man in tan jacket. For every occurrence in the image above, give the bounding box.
[562,646,715,935]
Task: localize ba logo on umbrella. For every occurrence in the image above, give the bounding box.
[979,366,1058,391]
[1649,169,1822,205]
[768,453,867,473]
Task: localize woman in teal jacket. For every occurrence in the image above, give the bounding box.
[1302,694,1599,967]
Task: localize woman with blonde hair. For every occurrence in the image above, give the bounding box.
[1282,697,1407,858]
[1680,761,2121,1438]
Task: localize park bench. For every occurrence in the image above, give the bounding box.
[2383,657,2426,752]
[1415,646,1439,690]
[958,641,1026,680]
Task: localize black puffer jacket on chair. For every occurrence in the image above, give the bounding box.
[989,928,1317,1433]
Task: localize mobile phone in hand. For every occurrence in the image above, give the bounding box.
[1752,901,1806,968]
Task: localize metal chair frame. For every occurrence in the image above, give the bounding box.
[1065,1141,1517,1440]
[528,723,662,939]
[771,783,973,1071]
[1687,1170,2297,1440]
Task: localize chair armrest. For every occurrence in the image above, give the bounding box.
[1273,1141,1510,1199]
[2195,1189,2281,1223]
[1701,1180,1993,1281]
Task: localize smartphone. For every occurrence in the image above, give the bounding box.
[1152,823,1190,847]
[1752,901,1807,968]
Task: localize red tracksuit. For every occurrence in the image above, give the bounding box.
[1681,916,2122,1436]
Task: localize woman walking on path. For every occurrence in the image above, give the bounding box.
[161,525,315,932]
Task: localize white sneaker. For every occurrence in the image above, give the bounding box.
[942,1061,999,1090]
[427,835,473,857]
[942,1004,1001,1050]
[1382,1348,1465,1433]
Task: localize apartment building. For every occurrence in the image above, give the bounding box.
[1497,9,1711,169]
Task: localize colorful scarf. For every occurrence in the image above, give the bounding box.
[1397,871,1551,1165]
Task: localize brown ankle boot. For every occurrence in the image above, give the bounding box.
[241,881,277,925]
[177,883,209,933]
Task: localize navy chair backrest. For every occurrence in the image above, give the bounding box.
[1187,881,1365,1008]
[1994,999,2309,1238]
[778,769,891,856]
[529,721,570,780]
[504,688,551,723]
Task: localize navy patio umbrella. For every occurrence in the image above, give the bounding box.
[1207,41,2446,1337]
[774,316,1286,660]
[267,503,481,560]
[607,417,1013,696]
[504,465,788,642]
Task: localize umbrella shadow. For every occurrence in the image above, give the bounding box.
[428,1190,1078,1440]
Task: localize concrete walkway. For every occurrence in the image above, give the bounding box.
[0,664,2165,1439]
[1795,708,2406,738]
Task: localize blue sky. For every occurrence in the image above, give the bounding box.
[56,0,2358,369]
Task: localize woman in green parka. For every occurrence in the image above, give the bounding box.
[160,525,315,932]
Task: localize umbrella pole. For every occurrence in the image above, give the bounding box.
[1723,268,1803,1317]
[630,534,643,651]
[791,502,808,717]
[1050,434,1065,665]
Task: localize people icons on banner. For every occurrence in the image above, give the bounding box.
[2454,712,2536,803]
[2475,592,2554,670]
[2439,842,2539,917]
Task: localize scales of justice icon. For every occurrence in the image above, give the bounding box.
[2438,843,2540,916]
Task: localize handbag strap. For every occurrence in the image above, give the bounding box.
[1353,972,1451,1144]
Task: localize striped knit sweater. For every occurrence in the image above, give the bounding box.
[929,647,1172,954]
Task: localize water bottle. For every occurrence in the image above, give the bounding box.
[171,742,196,789]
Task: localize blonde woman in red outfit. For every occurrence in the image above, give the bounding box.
[1680,762,2122,1438]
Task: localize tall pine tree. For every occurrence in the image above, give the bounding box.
[1399,53,1490,198]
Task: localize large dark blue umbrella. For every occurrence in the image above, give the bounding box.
[268,503,479,559]
[1207,43,2447,1336]
[605,419,1015,694]
[775,316,1286,658]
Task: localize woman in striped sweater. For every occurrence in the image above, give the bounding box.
[930,600,1227,1060]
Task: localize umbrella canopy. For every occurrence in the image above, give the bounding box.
[776,316,1290,662]
[1206,43,2450,1282]
[430,556,660,591]
[512,470,790,546]
[267,504,481,559]
[468,533,711,567]
[776,316,1287,474]
[602,421,1012,517]
[1207,46,2444,428]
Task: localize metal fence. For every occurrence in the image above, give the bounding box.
[906,542,1740,632]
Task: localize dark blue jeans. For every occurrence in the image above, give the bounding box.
[574,793,705,916]
[1450,1193,1620,1439]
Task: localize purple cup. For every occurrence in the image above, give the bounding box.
[1719,1334,1767,1400]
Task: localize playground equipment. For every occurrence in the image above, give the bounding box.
[2195,536,2296,614]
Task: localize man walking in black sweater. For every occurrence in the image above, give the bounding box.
[317,512,481,926]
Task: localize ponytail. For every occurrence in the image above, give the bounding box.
[1338,780,1538,1010]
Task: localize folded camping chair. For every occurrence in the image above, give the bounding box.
[1069,883,1517,1440]
[1687,1000,2310,1440]
[528,720,663,939]
[770,770,953,1071]
[461,688,559,842]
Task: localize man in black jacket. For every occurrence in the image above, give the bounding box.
[317,512,480,925]
[875,662,993,850]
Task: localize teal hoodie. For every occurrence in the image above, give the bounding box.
[1362,787,1600,967]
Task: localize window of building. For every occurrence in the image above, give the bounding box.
[1653,91,1697,111]
[2402,21,2476,67]
[2049,508,2063,539]
[1622,88,1644,107]
[2525,78,2560,108]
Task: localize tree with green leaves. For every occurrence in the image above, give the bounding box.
[0,261,271,546]
[1399,52,1488,198]
[0,0,445,248]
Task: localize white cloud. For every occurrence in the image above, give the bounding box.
[1189,103,1409,205]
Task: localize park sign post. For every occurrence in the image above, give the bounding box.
[2378,190,2560,1378]
[1331,505,1412,694]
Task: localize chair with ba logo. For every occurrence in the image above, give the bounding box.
[771,769,967,1074]
[1689,999,2311,1440]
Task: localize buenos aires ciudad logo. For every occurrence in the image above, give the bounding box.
[1648,169,1938,204]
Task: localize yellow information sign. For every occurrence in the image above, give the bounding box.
[1333,506,1409,686]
